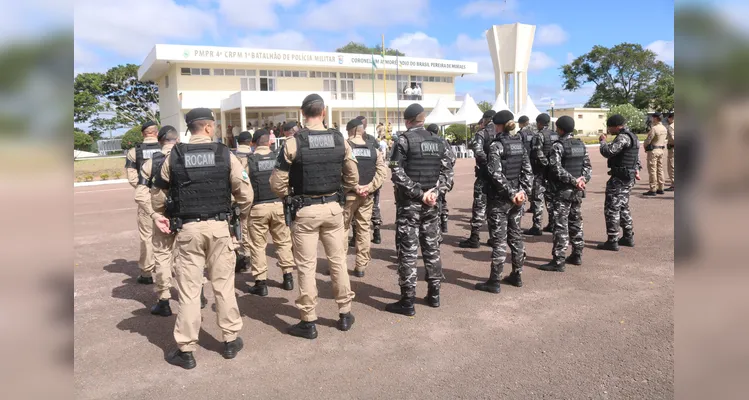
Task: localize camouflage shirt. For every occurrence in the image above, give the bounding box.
[389,127,456,200]
[486,133,534,200]
[600,132,642,170]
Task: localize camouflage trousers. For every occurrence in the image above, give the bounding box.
[530,174,554,229]
[550,194,584,263]
[469,177,487,233]
[371,189,382,228]
[438,193,449,225]
[395,200,445,289]
[487,197,525,280]
[604,176,635,240]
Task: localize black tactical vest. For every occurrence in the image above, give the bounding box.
[498,133,524,183]
[558,137,586,179]
[168,143,232,219]
[290,129,346,196]
[482,124,498,159]
[135,142,161,180]
[248,151,279,204]
[348,139,377,185]
[607,130,640,176]
[403,128,444,191]
[231,149,251,159]
[147,151,166,188]
[541,129,559,158]
[520,127,534,154]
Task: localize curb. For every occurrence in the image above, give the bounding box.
[74,179,129,188]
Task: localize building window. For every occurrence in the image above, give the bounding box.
[181,67,190,75]
[260,76,275,91]
[577,114,583,119]
[299,71,308,77]
[165,75,169,88]
[225,69,235,76]
[240,77,257,91]
[340,78,354,100]
[214,69,224,76]
[323,78,337,99]
[189,68,210,76]
[236,69,245,76]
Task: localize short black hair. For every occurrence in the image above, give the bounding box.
[188,120,210,134]
[301,94,325,117]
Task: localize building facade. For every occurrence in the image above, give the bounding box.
[138,45,478,142]
[548,107,610,135]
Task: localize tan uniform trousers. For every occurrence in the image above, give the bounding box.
[137,206,155,277]
[647,149,666,191]
[249,202,294,280]
[240,213,253,257]
[152,228,175,300]
[292,202,355,322]
[342,195,374,272]
[668,148,675,187]
[173,220,242,352]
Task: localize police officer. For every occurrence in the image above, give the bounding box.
[665,112,675,191]
[151,108,252,369]
[343,118,388,277]
[126,121,161,284]
[270,94,357,339]
[525,113,556,235]
[245,129,295,296]
[517,115,534,155]
[233,131,253,272]
[643,112,668,196]
[426,123,455,234]
[598,114,641,251]
[233,131,253,166]
[355,115,383,244]
[539,116,592,272]
[386,104,455,315]
[475,110,533,293]
[459,110,496,248]
[282,121,299,138]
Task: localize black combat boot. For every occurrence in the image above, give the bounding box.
[440,220,448,234]
[337,312,355,331]
[424,280,441,308]
[385,287,416,316]
[352,269,365,278]
[618,235,635,247]
[565,253,583,265]
[246,280,268,297]
[222,337,243,359]
[166,349,196,370]
[664,186,675,192]
[643,190,657,196]
[136,275,153,285]
[486,237,496,247]
[200,287,208,309]
[502,271,523,287]
[539,260,566,272]
[282,273,294,291]
[150,299,172,317]
[656,189,665,195]
[288,320,318,339]
[349,230,356,247]
[235,253,248,273]
[524,226,543,236]
[459,232,481,248]
[475,279,501,293]
[542,224,554,233]
[371,227,382,244]
[597,239,620,251]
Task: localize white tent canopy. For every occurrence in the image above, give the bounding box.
[424,98,464,126]
[454,94,485,125]
[515,95,543,122]
[491,93,511,112]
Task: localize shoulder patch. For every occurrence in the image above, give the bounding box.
[242,171,249,180]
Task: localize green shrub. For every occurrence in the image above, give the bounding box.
[84,175,94,182]
[607,104,646,133]
[114,171,122,179]
[100,173,109,180]
[120,126,144,150]
[74,129,94,151]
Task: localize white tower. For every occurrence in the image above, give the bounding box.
[486,23,536,114]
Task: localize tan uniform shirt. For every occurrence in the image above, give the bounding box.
[126,137,159,188]
[644,123,668,148]
[236,144,252,170]
[270,121,359,198]
[152,135,253,219]
[345,135,388,199]
[667,122,675,146]
[134,143,175,218]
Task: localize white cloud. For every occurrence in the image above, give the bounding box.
[528,51,557,71]
[535,24,569,46]
[217,0,298,30]
[646,40,674,63]
[74,0,217,58]
[566,52,575,63]
[460,0,518,19]
[459,56,495,82]
[237,30,315,51]
[389,32,443,59]
[74,42,104,75]
[304,0,428,31]
[454,34,487,54]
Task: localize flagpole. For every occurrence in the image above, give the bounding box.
[371,52,376,132]
[396,53,401,134]
[382,34,387,136]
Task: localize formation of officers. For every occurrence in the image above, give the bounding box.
[124,92,670,370]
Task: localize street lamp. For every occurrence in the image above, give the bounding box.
[550,99,555,131]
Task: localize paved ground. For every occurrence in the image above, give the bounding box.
[74,149,673,400]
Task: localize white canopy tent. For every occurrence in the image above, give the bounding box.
[491,93,511,112]
[454,94,484,125]
[424,98,464,126]
[515,95,543,122]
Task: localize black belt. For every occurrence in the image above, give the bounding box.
[301,195,339,206]
[137,177,150,186]
[181,213,229,224]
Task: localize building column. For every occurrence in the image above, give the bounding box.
[220,110,227,142]
[240,107,247,135]
[299,109,303,127]
[327,105,332,128]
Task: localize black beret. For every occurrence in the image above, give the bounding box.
[185,108,215,125]
[157,125,176,141]
[355,115,366,121]
[492,110,514,125]
[606,114,626,127]
[346,118,363,131]
[556,116,575,133]
[252,129,269,144]
[667,112,674,118]
[483,110,496,119]
[518,115,529,124]
[237,131,252,143]
[141,120,157,132]
[536,113,551,124]
[426,124,439,134]
[302,93,324,108]
[282,121,297,131]
[652,112,662,119]
[404,103,425,120]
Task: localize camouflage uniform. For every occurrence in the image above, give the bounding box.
[462,123,495,243]
[528,127,558,231]
[438,139,457,233]
[600,131,641,242]
[546,137,592,264]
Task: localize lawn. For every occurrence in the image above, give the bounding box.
[74,157,126,182]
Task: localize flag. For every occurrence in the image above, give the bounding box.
[371,54,378,69]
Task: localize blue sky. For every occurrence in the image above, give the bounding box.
[74,0,675,108]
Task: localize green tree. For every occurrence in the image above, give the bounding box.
[336,42,405,56]
[476,101,492,113]
[444,124,469,143]
[120,126,143,150]
[74,72,106,123]
[561,43,673,109]
[607,104,646,133]
[74,127,93,151]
